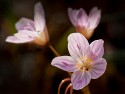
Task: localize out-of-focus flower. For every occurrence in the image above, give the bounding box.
[68,7,101,39]
[6,2,49,46]
[51,33,107,90]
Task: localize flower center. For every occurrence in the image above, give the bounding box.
[77,57,92,71]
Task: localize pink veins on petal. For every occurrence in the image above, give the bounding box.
[68,7,101,30]
[51,33,107,90]
[6,2,49,46]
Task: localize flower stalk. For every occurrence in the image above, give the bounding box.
[48,43,60,56]
[65,83,73,94]
[58,78,71,94]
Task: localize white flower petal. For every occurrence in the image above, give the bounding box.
[88,7,101,29]
[78,8,88,27]
[14,30,37,40]
[68,33,89,61]
[51,56,78,72]
[5,36,33,43]
[90,58,107,79]
[17,30,37,38]
[71,70,91,90]
[34,2,45,32]
[68,8,88,27]
[68,8,77,26]
[15,17,35,31]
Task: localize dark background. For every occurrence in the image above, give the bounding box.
[0,0,125,94]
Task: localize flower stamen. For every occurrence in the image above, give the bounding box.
[77,57,92,71]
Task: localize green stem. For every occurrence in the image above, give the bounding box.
[48,43,60,56]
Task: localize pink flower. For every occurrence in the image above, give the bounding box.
[6,2,49,46]
[51,33,107,90]
[68,7,101,39]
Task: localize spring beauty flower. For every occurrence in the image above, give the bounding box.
[51,33,107,90]
[68,7,101,39]
[6,2,49,46]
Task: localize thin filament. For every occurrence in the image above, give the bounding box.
[65,83,73,94]
[70,84,73,94]
[58,78,71,94]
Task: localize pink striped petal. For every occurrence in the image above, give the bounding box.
[5,36,33,43]
[68,8,78,26]
[51,56,78,72]
[90,39,104,58]
[14,30,37,40]
[68,8,88,27]
[17,30,37,38]
[88,7,101,29]
[6,30,37,43]
[15,17,35,31]
[68,33,89,61]
[78,9,88,27]
[90,58,107,79]
[34,2,45,32]
[71,70,91,90]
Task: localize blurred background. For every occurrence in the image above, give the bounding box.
[0,0,125,94]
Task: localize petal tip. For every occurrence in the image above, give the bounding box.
[35,2,42,8]
[68,7,72,12]
[34,2,45,32]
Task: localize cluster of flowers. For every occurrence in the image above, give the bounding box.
[6,2,107,91]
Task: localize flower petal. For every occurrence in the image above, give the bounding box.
[17,30,37,38]
[89,58,107,79]
[68,8,78,26]
[71,70,91,90]
[68,33,89,61]
[78,9,88,27]
[68,8,88,27]
[6,30,37,44]
[90,39,104,58]
[34,2,45,32]
[88,7,101,29]
[5,36,33,43]
[15,17,35,31]
[51,56,78,72]
[13,30,37,41]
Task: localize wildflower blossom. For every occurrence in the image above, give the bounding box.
[68,7,101,39]
[51,33,107,90]
[6,2,49,46]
